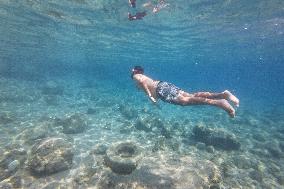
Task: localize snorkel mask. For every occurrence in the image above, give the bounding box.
[131,66,144,79]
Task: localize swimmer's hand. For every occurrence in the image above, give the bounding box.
[149,96,157,103]
[149,96,162,109]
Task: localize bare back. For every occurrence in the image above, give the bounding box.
[133,74,159,99]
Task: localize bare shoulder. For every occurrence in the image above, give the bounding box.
[133,74,145,83]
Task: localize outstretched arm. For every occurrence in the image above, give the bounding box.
[142,83,157,103]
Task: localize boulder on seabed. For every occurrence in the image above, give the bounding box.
[264,141,283,158]
[27,137,74,176]
[152,137,180,152]
[192,125,241,151]
[134,116,171,138]
[118,104,138,120]
[87,107,97,115]
[17,123,56,145]
[0,175,22,188]
[134,117,152,132]
[55,114,88,134]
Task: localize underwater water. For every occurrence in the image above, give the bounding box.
[0,0,284,188]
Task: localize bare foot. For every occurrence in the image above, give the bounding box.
[143,2,152,7]
[216,99,236,118]
[224,90,239,107]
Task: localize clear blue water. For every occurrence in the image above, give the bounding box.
[0,0,283,188]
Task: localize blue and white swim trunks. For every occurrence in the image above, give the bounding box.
[156,81,181,104]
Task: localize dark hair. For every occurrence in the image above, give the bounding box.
[133,66,144,73]
[131,66,144,79]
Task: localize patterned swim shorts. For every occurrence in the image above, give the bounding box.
[156,81,181,104]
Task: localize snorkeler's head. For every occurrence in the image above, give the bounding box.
[129,0,136,7]
[131,66,144,79]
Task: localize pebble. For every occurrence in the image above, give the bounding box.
[7,160,20,172]
[196,142,206,150]
[206,145,215,153]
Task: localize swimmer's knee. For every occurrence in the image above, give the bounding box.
[176,97,188,106]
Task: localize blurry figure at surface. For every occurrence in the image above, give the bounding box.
[143,0,169,13]
[129,0,136,8]
[128,11,147,21]
[127,0,169,21]
[128,0,147,21]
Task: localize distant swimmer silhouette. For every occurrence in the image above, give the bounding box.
[143,0,169,13]
[131,66,239,118]
[127,0,169,21]
[128,11,147,21]
[129,0,136,8]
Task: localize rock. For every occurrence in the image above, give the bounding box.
[17,124,55,145]
[134,116,171,137]
[232,155,255,169]
[0,170,11,182]
[118,104,138,120]
[160,127,171,139]
[42,182,68,189]
[249,170,263,182]
[187,159,222,186]
[250,148,270,157]
[196,142,206,150]
[119,126,131,134]
[210,184,221,189]
[267,147,282,158]
[104,142,142,175]
[28,137,74,176]
[152,138,164,152]
[87,108,97,115]
[55,114,88,134]
[134,117,152,132]
[207,146,215,153]
[220,162,234,178]
[192,125,241,151]
[265,141,282,158]
[92,144,108,155]
[73,166,97,186]
[268,163,280,176]
[7,160,20,172]
[152,138,180,152]
[252,133,266,142]
[0,148,27,181]
[277,175,284,185]
[42,81,64,95]
[9,176,22,188]
[0,182,13,189]
[255,162,266,174]
[0,149,26,168]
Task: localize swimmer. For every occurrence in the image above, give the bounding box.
[143,0,169,13]
[129,0,136,8]
[131,66,239,118]
[128,11,147,21]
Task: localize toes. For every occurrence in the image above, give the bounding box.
[229,110,235,118]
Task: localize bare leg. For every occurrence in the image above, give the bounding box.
[223,90,239,107]
[192,91,239,107]
[176,96,235,117]
[193,92,226,99]
[179,90,239,108]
